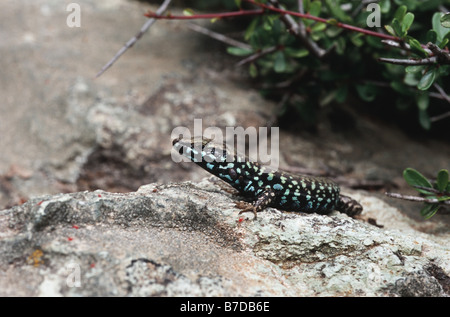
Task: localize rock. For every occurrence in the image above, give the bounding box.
[1,179,448,296]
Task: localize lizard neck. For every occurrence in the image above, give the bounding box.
[173,137,260,191]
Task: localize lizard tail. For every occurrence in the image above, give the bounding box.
[336,195,363,217]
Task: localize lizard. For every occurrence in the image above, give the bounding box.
[172,136,363,219]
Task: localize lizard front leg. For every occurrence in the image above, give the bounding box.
[236,189,277,219]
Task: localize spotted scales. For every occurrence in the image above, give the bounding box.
[173,137,363,219]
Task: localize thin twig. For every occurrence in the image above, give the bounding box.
[186,22,252,50]
[144,0,399,42]
[381,39,433,55]
[365,79,450,102]
[245,0,399,41]
[351,0,380,18]
[433,83,450,104]
[235,46,280,67]
[96,0,173,78]
[429,91,449,100]
[412,185,450,195]
[378,56,438,65]
[268,0,326,58]
[144,8,265,20]
[380,41,450,66]
[385,192,450,205]
[430,111,450,122]
[263,68,308,89]
[430,83,450,122]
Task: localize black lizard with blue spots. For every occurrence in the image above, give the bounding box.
[172,136,363,219]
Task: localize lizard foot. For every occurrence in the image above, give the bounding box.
[235,201,258,220]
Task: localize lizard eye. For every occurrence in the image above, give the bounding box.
[172,135,183,145]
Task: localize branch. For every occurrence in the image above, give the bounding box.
[96,0,173,78]
[428,42,450,64]
[144,8,265,20]
[378,56,438,65]
[385,192,450,205]
[235,46,280,67]
[378,41,450,66]
[430,111,450,122]
[245,0,399,41]
[144,0,399,42]
[433,83,450,104]
[412,185,450,195]
[381,39,433,55]
[429,82,450,122]
[268,0,326,58]
[186,22,252,51]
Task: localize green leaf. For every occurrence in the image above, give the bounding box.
[273,51,286,73]
[392,19,404,37]
[182,8,194,16]
[417,69,436,91]
[408,38,428,57]
[440,12,450,28]
[379,0,391,14]
[390,81,410,95]
[327,18,339,26]
[325,0,351,23]
[226,46,253,56]
[404,72,419,86]
[394,5,407,22]
[403,168,434,194]
[438,195,450,202]
[433,12,450,42]
[384,25,396,36]
[234,0,242,9]
[303,0,311,13]
[335,85,348,103]
[439,37,449,49]
[244,18,259,41]
[416,93,429,111]
[285,47,309,58]
[405,65,425,73]
[402,12,414,33]
[419,109,431,130]
[311,22,326,33]
[310,1,321,17]
[249,63,258,78]
[350,33,364,47]
[355,84,377,102]
[436,169,449,192]
[263,20,272,31]
[420,204,440,219]
[335,36,346,55]
[426,30,437,44]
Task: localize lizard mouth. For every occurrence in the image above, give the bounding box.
[172,135,183,146]
[172,136,214,147]
[172,136,216,157]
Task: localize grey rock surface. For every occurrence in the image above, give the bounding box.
[1,180,449,296]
